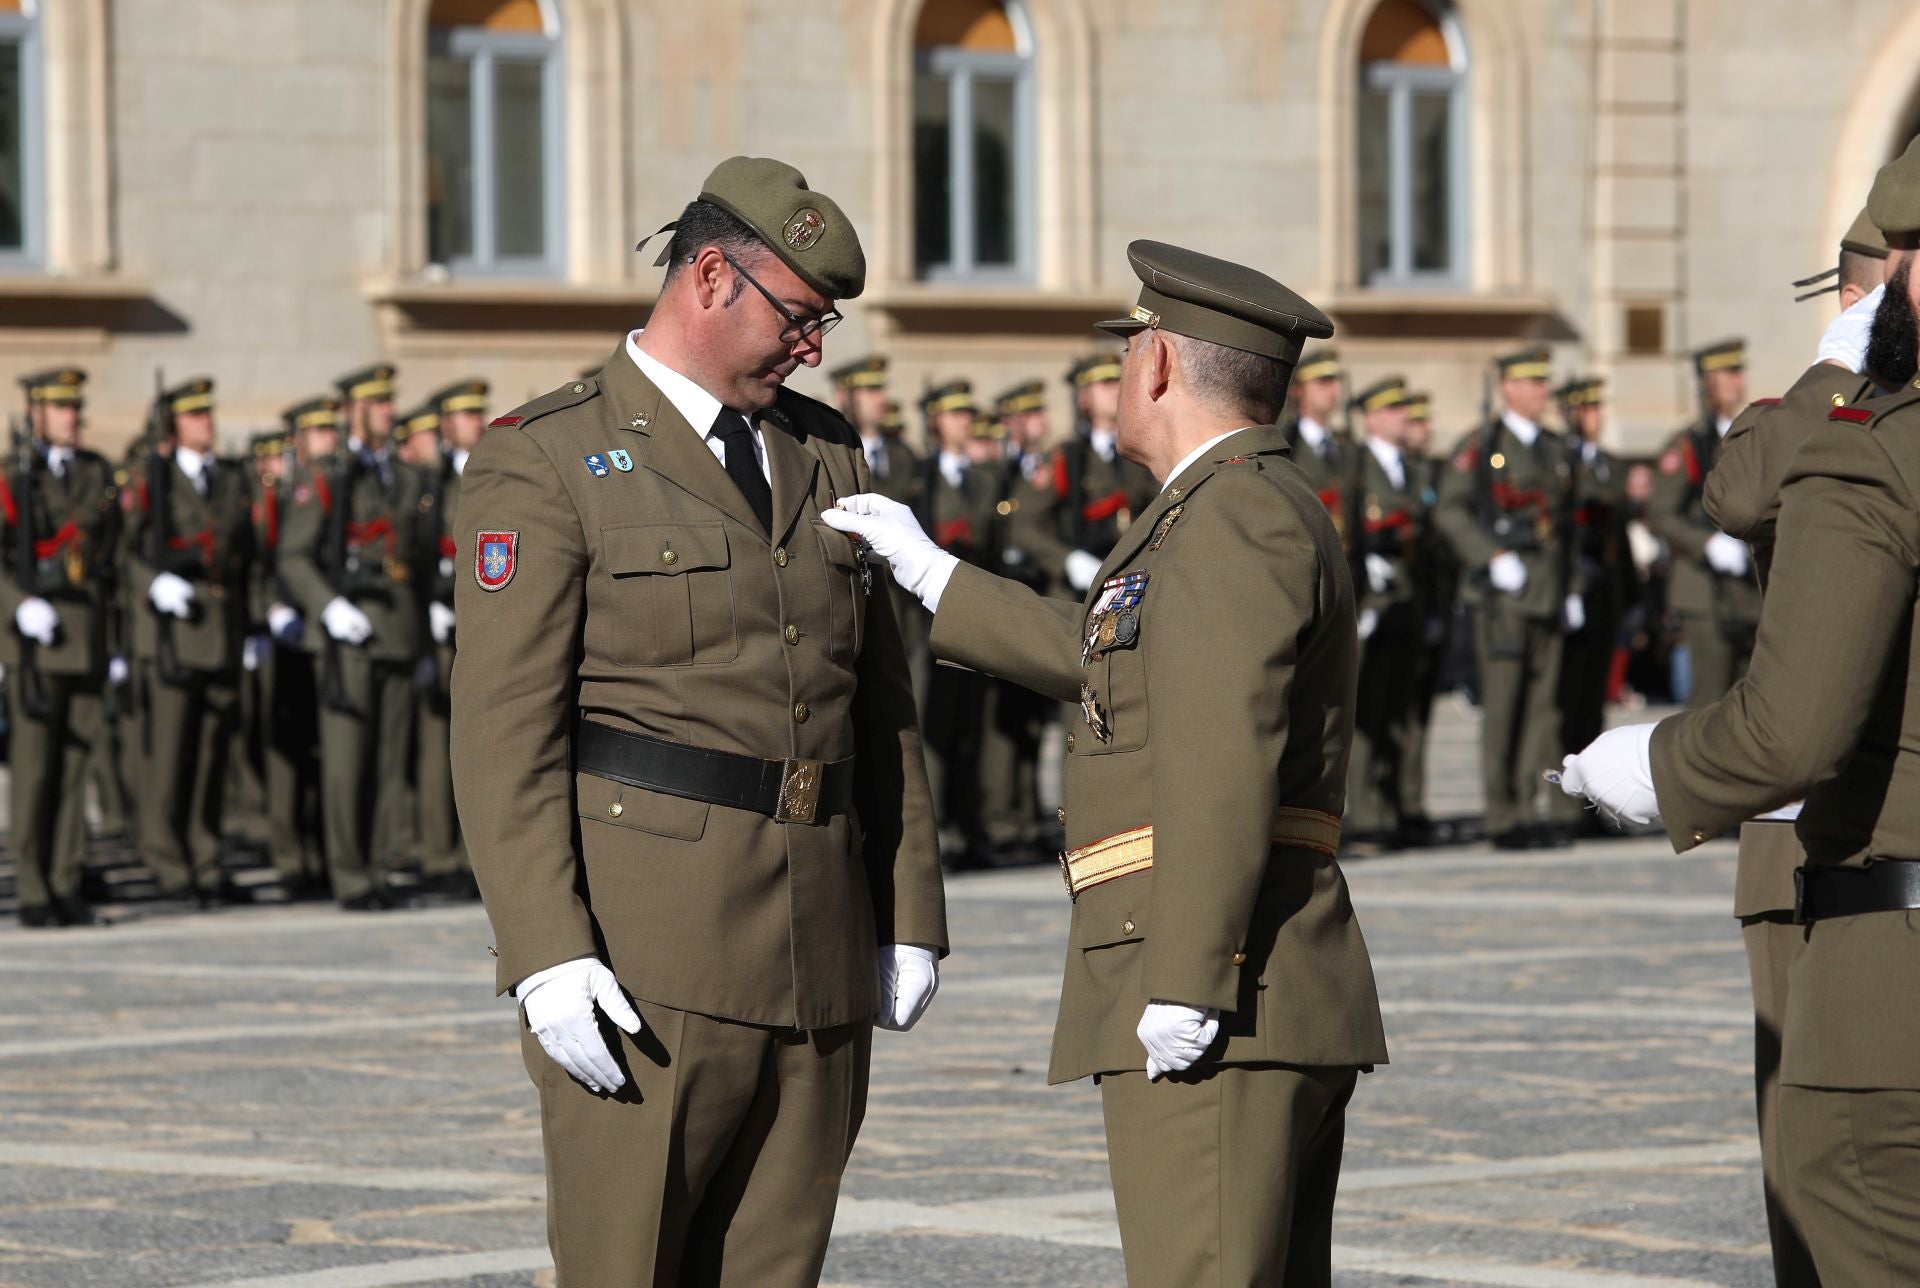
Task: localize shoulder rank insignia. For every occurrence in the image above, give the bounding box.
[490,415,523,428]
[1829,406,1873,423]
[475,530,518,591]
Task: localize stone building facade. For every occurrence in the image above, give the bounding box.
[0,0,1914,456]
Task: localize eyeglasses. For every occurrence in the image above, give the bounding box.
[720,251,842,345]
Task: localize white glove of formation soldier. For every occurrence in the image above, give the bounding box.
[321,596,373,645]
[428,602,456,645]
[1364,553,1395,596]
[1487,551,1528,596]
[517,956,644,1094]
[821,496,959,613]
[1138,1001,1221,1080]
[1704,532,1751,578]
[1562,594,1586,633]
[242,635,269,673]
[1064,549,1103,594]
[1557,723,1661,825]
[14,596,58,646]
[875,944,939,1032]
[267,602,304,646]
[107,654,129,687]
[1817,282,1882,373]
[148,571,196,619]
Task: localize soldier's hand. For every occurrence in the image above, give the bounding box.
[1562,594,1586,632]
[321,597,373,645]
[14,597,58,646]
[148,572,197,619]
[1487,551,1528,595]
[1557,723,1660,826]
[517,957,644,1094]
[242,635,269,673]
[823,495,959,612]
[1816,282,1882,373]
[1364,553,1395,595]
[1137,1001,1220,1080]
[1704,532,1750,578]
[428,602,456,645]
[875,944,939,1032]
[267,602,304,646]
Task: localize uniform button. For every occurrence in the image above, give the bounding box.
[1831,393,1847,406]
[1066,733,1076,752]
[784,624,800,645]
[573,382,587,394]
[608,801,624,818]
[793,701,810,724]
[1122,920,1135,935]
[662,549,678,566]
[487,946,498,958]
[1231,951,1248,965]
[1692,831,1705,843]
[774,546,789,567]
[1056,808,1066,824]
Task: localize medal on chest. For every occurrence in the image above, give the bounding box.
[1083,571,1148,665]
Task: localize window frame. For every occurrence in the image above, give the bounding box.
[426,20,565,279]
[912,8,1036,286]
[1357,11,1469,289]
[0,3,44,271]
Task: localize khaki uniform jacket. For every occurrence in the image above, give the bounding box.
[1041,435,1158,560]
[932,425,1388,1083]
[916,455,1003,569]
[0,448,120,675]
[1649,418,1762,627]
[449,347,947,1027]
[278,451,426,664]
[862,436,925,510]
[1652,397,1920,1089]
[1001,452,1073,596]
[1280,416,1355,549]
[1352,444,1422,621]
[1433,421,1574,620]
[1704,363,1874,589]
[124,456,254,672]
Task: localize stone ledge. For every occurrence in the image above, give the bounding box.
[366,276,658,340]
[865,286,1131,338]
[1325,290,1579,343]
[0,272,170,334]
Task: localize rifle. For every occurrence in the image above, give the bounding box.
[11,399,48,719]
[412,459,446,707]
[146,369,190,687]
[320,451,358,714]
[1337,371,1368,597]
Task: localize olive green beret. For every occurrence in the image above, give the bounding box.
[1097,240,1333,364]
[1868,136,1920,238]
[698,156,866,301]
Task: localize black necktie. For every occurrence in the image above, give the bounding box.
[712,411,772,535]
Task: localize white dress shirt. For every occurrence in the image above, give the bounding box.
[1365,435,1406,491]
[1500,408,1541,448]
[1715,414,1733,438]
[1296,416,1332,459]
[937,450,969,491]
[1161,428,1252,494]
[45,445,72,479]
[1090,427,1119,464]
[451,448,469,477]
[628,329,768,483]
[176,445,211,496]
[862,433,887,479]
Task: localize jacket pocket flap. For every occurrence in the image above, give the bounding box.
[603,522,729,576]
[812,519,861,570]
[575,771,709,842]
[1068,881,1147,949]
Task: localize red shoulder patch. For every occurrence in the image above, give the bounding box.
[1829,407,1873,423]
[1658,449,1683,475]
[490,415,523,428]
[1751,397,1782,407]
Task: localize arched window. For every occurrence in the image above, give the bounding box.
[1356,0,1467,286]
[426,0,562,276]
[912,0,1034,283]
[0,0,42,266]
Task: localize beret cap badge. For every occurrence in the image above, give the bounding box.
[784,208,826,252]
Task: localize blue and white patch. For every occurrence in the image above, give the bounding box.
[583,453,610,477]
[608,449,633,473]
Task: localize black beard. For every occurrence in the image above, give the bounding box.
[1865,261,1919,388]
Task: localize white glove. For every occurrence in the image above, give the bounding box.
[149,571,196,618]
[1488,551,1528,595]
[821,494,960,613]
[107,654,129,687]
[1064,549,1103,593]
[242,634,269,673]
[267,602,303,645]
[321,596,373,645]
[1557,723,1661,826]
[1562,594,1586,632]
[14,597,58,646]
[1137,1001,1221,1080]
[875,944,939,1032]
[1356,607,1378,641]
[1364,553,1395,595]
[428,601,456,645]
[1816,282,1883,372]
[516,957,644,1093]
[1704,532,1751,578]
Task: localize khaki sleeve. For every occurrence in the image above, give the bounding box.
[928,560,1088,702]
[276,476,338,619]
[1138,481,1322,1013]
[449,426,598,993]
[1432,443,1499,571]
[1704,364,1863,541]
[1645,434,1713,561]
[1652,427,1920,849]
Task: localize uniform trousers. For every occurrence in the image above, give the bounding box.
[1101,1063,1358,1288]
[979,678,1048,850]
[1472,611,1563,836]
[523,998,870,1287]
[1552,614,1617,824]
[1680,613,1751,709]
[138,663,240,894]
[7,667,103,909]
[416,643,465,878]
[318,650,414,902]
[1346,620,1420,835]
[264,645,325,885]
[1780,1086,1920,1284]
[1735,821,1822,1287]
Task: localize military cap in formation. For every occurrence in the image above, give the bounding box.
[921,379,976,417]
[1353,375,1410,413]
[1692,338,1746,375]
[1868,134,1920,239]
[335,363,396,402]
[1403,390,1433,421]
[163,376,215,415]
[994,380,1046,418]
[393,403,440,442]
[1293,348,1342,384]
[1065,352,1123,388]
[429,378,489,415]
[831,355,889,390]
[1494,347,1552,380]
[1097,239,1334,365]
[22,367,86,403]
[690,155,867,300]
[1554,376,1606,407]
[880,400,905,434]
[248,427,291,459]
[973,415,1006,441]
[283,394,342,432]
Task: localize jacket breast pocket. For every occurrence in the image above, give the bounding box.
[1079,632,1147,755]
[813,520,865,663]
[599,522,738,667]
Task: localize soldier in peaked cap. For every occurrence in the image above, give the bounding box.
[1648,339,1761,709]
[335,362,397,455]
[451,155,947,1285]
[1433,347,1577,849]
[831,355,929,686]
[1281,348,1356,540]
[828,239,1386,1287]
[1399,390,1452,845]
[1040,353,1158,597]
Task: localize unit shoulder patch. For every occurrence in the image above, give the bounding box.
[475,530,518,591]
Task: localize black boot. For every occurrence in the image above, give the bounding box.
[52,894,108,927]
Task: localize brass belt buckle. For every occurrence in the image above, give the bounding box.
[775,757,824,824]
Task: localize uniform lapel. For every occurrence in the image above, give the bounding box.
[760,406,818,546]
[599,345,768,540]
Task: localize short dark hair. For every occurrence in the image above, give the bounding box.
[662,199,769,302]
[1840,248,1885,296]
[1172,333,1292,424]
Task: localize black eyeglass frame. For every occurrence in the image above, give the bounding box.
[716,251,842,345]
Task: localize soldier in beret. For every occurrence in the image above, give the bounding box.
[451,156,946,1283]
[828,240,1386,1286]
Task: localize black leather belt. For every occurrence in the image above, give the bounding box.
[1794,860,1920,924]
[575,720,854,826]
